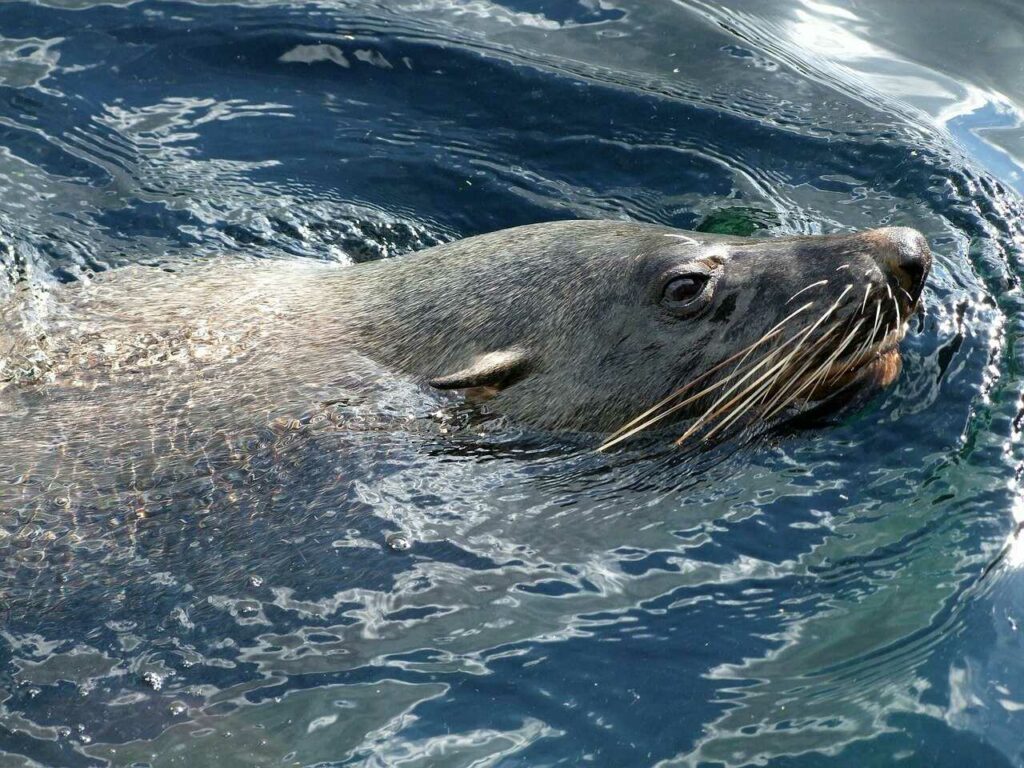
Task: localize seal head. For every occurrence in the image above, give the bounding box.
[348,220,931,443]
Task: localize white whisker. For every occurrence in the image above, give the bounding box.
[757,326,845,420]
[701,327,841,441]
[598,301,816,451]
[675,294,853,446]
[674,326,821,445]
[810,319,866,393]
[786,279,828,305]
[600,251,913,451]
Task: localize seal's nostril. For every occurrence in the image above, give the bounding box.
[897,259,927,299]
[865,226,932,303]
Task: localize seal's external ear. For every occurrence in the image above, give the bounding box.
[428,348,530,390]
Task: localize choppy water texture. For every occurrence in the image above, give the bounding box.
[2,1,1024,766]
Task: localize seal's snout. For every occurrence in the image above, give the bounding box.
[865,226,932,306]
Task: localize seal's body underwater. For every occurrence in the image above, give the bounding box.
[1,220,931,463]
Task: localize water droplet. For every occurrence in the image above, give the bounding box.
[249,574,263,588]
[386,532,412,552]
[142,671,164,691]
[169,701,187,716]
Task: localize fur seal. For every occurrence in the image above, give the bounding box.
[0,220,930,459]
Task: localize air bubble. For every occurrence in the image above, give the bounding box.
[386,532,412,552]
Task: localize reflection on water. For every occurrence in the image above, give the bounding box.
[1,1,1024,766]
[683,0,1024,190]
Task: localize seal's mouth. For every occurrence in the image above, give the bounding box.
[836,345,903,389]
[803,326,906,402]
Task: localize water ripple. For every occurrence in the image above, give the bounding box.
[0,0,1022,766]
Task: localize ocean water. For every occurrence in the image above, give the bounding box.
[1,1,1024,766]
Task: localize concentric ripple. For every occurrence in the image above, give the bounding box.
[1,1,1024,767]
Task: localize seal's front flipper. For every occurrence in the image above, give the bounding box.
[428,348,530,391]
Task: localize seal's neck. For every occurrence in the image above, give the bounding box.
[297,255,520,381]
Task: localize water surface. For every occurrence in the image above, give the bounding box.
[1,1,1024,766]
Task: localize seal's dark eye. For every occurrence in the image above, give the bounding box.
[662,274,709,305]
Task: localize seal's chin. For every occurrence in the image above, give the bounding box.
[806,342,903,405]
[774,344,904,435]
[858,347,903,388]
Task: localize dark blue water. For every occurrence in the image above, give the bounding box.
[2,1,1024,766]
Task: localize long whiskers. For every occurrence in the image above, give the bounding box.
[762,317,867,422]
[673,322,836,445]
[600,274,907,451]
[596,301,816,452]
[598,319,803,452]
[673,285,855,446]
[698,323,844,443]
[786,279,828,305]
